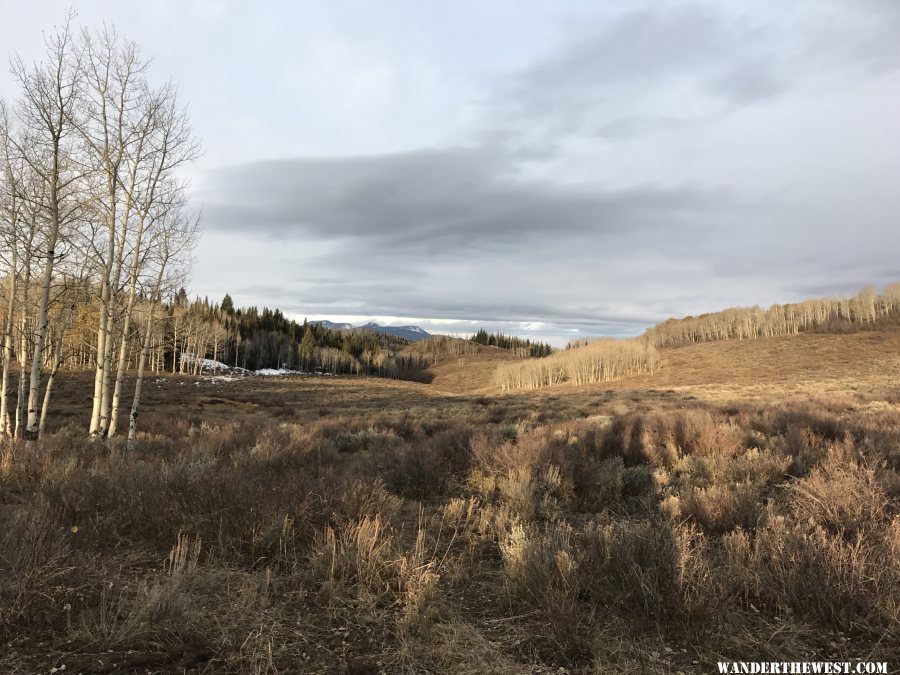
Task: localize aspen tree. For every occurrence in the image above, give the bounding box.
[75,27,154,439]
[0,104,20,436]
[9,18,84,442]
[107,90,199,437]
[127,209,197,449]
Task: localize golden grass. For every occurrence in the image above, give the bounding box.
[1,328,899,672]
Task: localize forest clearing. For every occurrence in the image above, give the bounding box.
[3,5,899,674]
[2,328,899,673]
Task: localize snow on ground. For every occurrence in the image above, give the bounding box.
[181,354,232,371]
[178,361,340,383]
[255,368,296,376]
[252,368,334,376]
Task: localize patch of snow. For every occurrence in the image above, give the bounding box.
[180,354,231,370]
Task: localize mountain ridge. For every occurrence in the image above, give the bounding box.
[311,320,432,342]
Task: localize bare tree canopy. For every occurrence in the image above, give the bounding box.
[0,14,200,444]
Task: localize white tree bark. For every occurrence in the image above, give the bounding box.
[38,318,66,436]
[24,173,62,441]
[10,17,83,443]
[0,248,15,436]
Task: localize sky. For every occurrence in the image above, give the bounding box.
[2,1,899,345]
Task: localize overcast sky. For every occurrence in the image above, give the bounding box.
[2,1,899,345]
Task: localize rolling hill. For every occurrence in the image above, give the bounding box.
[413,324,900,403]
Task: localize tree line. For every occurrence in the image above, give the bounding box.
[494,282,900,391]
[494,338,657,391]
[3,20,431,445]
[0,18,199,446]
[643,283,900,348]
[472,328,553,357]
[167,293,431,378]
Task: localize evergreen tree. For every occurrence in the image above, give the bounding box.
[221,294,234,315]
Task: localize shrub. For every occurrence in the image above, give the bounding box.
[496,464,568,521]
[0,507,75,636]
[382,428,472,498]
[579,516,678,620]
[622,464,655,498]
[309,514,398,609]
[788,455,889,538]
[500,521,589,660]
[678,482,765,534]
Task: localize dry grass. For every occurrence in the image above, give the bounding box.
[619,330,900,402]
[1,329,899,672]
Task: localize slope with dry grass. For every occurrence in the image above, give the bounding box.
[424,344,523,393]
[1,325,899,673]
[597,329,900,405]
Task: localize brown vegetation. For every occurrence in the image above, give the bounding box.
[645,283,900,348]
[491,283,900,395]
[494,338,658,391]
[2,328,899,672]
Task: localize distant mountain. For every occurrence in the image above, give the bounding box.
[359,323,431,342]
[310,320,432,342]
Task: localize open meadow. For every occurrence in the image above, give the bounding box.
[3,6,900,674]
[2,331,899,673]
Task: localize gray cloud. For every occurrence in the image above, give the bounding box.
[189,0,900,343]
[5,2,897,345]
[201,146,731,256]
[709,62,787,106]
[485,0,900,143]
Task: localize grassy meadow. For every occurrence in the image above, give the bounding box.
[1,333,899,673]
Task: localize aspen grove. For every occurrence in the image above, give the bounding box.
[0,19,200,445]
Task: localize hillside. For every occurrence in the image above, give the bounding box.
[412,327,900,402]
[593,328,900,403]
[649,329,900,390]
[424,344,524,393]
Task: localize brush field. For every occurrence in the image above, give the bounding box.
[2,332,899,673]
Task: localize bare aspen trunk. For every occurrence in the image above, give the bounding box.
[171,318,178,374]
[0,137,19,436]
[127,303,157,451]
[24,196,60,442]
[85,33,125,441]
[181,335,190,374]
[89,262,112,438]
[89,112,132,439]
[15,312,27,437]
[0,249,16,436]
[106,304,131,437]
[14,251,31,438]
[128,261,165,451]
[108,200,148,437]
[98,210,131,436]
[38,325,65,436]
[97,294,118,435]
